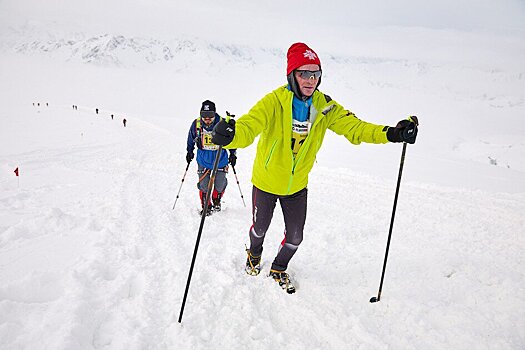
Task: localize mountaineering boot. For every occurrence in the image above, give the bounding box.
[212,189,222,212]
[269,269,296,294]
[212,197,221,212]
[245,248,261,276]
[199,206,212,216]
[199,191,212,216]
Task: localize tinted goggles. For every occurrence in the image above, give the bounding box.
[200,111,215,119]
[296,70,322,80]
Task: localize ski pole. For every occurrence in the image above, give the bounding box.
[230,165,246,207]
[370,142,408,303]
[224,110,245,207]
[178,144,223,323]
[172,162,191,210]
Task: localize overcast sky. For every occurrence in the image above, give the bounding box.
[1,0,524,37]
[1,0,524,69]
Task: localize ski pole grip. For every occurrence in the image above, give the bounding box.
[226,111,236,123]
[408,115,419,126]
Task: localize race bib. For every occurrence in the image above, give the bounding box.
[291,119,309,156]
[201,129,219,150]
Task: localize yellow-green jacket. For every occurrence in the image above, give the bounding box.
[227,85,389,195]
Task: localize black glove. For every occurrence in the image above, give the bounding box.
[212,118,236,146]
[386,116,419,144]
[195,136,202,149]
[186,151,194,164]
[229,152,237,167]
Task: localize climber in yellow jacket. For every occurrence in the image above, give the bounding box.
[212,42,419,293]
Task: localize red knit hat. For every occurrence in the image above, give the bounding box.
[286,42,321,75]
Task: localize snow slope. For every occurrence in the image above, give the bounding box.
[1,0,525,349]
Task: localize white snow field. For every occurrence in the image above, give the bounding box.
[1,0,525,349]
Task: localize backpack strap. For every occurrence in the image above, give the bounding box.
[195,117,202,139]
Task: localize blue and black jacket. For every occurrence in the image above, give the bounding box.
[186,114,236,169]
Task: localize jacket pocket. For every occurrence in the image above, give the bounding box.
[264,140,278,169]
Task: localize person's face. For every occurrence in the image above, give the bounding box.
[294,64,321,97]
[201,112,214,125]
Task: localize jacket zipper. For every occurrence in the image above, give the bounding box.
[286,97,331,194]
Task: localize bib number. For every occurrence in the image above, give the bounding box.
[201,130,219,150]
[291,120,309,155]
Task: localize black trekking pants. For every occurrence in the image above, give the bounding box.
[249,186,307,271]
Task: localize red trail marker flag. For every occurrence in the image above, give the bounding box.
[14,167,19,176]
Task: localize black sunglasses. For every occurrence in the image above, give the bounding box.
[296,70,322,80]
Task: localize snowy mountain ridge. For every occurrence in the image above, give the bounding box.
[2,33,215,67]
[0,25,287,68]
[17,34,176,65]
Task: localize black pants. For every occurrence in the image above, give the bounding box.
[249,186,307,271]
